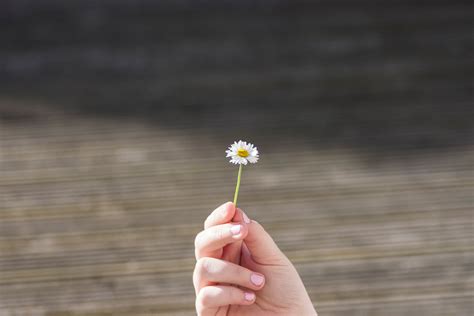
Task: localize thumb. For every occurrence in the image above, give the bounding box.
[244,219,286,264]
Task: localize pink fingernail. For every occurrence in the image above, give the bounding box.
[230,225,242,235]
[244,292,255,302]
[250,273,265,286]
[242,212,251,224]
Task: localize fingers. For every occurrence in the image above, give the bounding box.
[195,222,248,260]
[221,208,250,263]
[232,207,251,225]
[244,219,286,264]
[193,257,265,294]
[196,285,255,316]
[204,202,236,229]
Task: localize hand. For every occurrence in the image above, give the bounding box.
[193,202,317,316]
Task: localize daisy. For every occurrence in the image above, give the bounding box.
[226,140,259,165]
[225,140,259,207]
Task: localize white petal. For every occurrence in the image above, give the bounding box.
[247,156,258,163]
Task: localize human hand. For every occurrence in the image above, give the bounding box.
[193,202,317,316]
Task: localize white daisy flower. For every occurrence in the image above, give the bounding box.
[226,140,260,207]
[226,140,259,165]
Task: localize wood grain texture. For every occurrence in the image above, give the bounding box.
[1,109,472,315]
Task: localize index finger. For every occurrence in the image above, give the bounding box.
[204,202,236,229]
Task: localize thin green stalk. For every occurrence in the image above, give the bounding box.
[233,164,243,207]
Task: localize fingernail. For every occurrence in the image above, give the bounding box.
[250,273,265,286]
[242,212,251,224]
[244,292,255,301]
[230,225,242,235]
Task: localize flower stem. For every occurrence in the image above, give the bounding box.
[233,164,243,207]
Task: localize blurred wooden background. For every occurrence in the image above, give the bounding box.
[0,1,473,315]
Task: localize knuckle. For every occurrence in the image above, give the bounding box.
[193,258,202,279]
[194,231,203,248]
[193,264,201,290]
[196,287,213,308]
[195,296,205,314]
[195,257,206,273]
[203,214,213,229]
[196,257,213,276]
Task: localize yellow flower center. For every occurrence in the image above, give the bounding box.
[237,148,249,157]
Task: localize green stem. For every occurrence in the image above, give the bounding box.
[233,164,243,207]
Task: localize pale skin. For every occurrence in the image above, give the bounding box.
[193,202,318,316]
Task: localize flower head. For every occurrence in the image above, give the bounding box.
[226,140,259,165]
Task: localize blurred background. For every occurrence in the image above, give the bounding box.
[0,0,473,315]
